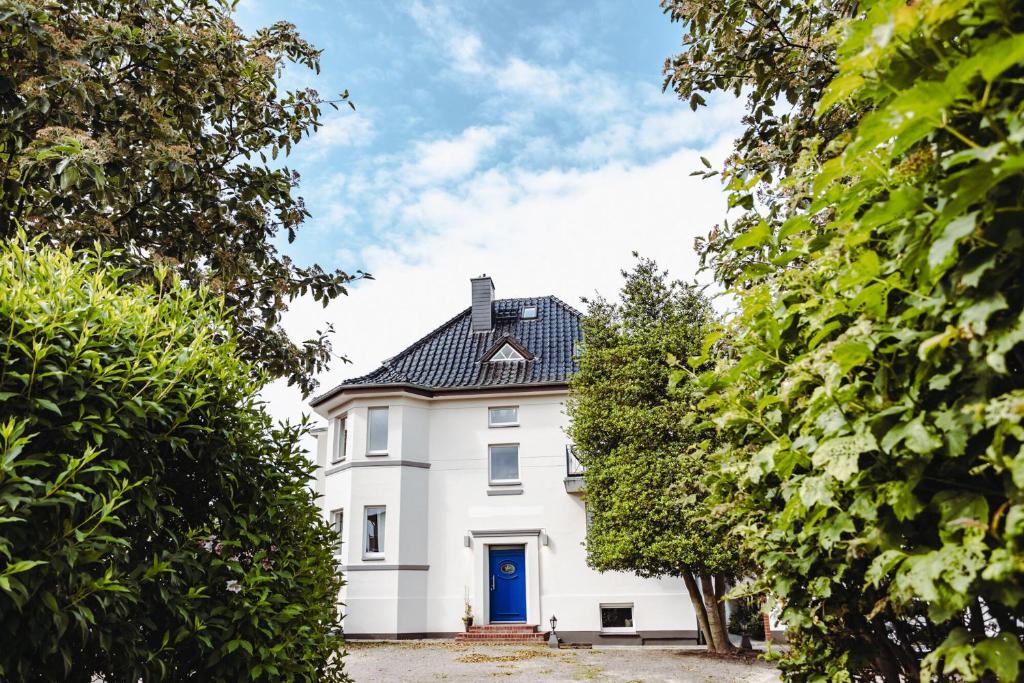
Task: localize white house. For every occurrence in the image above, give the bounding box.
[309,276,699,644]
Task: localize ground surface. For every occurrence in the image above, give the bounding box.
[344,641,781,683]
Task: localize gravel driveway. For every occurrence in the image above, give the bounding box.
[343,641,781,683]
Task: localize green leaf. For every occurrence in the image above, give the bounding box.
[975,633,1024,682]
[928,212,977,276]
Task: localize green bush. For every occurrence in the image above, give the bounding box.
[727,598,765,641]
[0,237,346,681]
[703,0,1024,680]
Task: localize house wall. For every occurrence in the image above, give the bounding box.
[315,390,698,643]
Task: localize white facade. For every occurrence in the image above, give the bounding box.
[312,387,699,643]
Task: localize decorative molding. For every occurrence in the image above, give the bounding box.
[486,488,523,496]
[326,460,430,476]
[342,564,430,572]
[469,528,542,538]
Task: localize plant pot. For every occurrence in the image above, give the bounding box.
[462,617,473,631]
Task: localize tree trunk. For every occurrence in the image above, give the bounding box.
[714,574,729,640]
[682,572,715,651]
[700,574,734,652]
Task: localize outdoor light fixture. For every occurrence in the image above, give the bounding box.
[547,614,559,649]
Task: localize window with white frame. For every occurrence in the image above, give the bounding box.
[488,406,518,428]
[490,344,524,361]
[331,417,347,464]
[488,444,520,484]
[330,509,343,547]
[366,407,389,454]
[600,604,635,633]
[363,506,386,558]
[520,305,538,320]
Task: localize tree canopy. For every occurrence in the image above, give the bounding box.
[568,256,740,652]
[0,236,346,681]
[0,0,362,395]
[680,0,1024,679]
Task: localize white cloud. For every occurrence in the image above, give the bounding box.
[400,126,506,186]
[308,112,375,152]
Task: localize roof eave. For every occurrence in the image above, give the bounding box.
[309,380,570,408]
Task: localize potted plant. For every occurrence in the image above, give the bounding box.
[728,598,765,650]
[462,592,474,631]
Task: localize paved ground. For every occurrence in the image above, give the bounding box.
[344,641,781,683]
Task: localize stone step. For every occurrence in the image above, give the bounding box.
[454,634,546,643]
[467,625,538,632]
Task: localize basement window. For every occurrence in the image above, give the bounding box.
[600,604,635,634]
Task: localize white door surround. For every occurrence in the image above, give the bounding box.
[469,529,542,626]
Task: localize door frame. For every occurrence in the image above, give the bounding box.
[488,545,527,623]
[469,529,542,626]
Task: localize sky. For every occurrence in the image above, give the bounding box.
[231,0,745,428]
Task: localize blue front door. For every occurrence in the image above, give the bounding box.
[489,547,527,622]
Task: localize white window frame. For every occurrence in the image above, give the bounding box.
[521,305,538,320]
[330,508,344,549]
[366,407,389,456]
[490,344,524,361]
[363,505,386,560]
[488,443,520,486]
[599,603,636,634]
[331,416,348,464]
[488,405,519,428]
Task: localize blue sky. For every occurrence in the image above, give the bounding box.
[234,1,744,422]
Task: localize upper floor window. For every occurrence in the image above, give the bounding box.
[488,444,520,484]
[364,506,386,559]
[488,406,518,428]
[367,407,389,454]
[520,305,538,320]
[490,343,524,361]
[330,509,344,547]
[331,417,348,464]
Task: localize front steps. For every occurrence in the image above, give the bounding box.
[455,624,546,644]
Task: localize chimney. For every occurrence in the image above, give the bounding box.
[470,275,494,333]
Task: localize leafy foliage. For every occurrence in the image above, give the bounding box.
[698,0,1024,679]
[728,598,765,640]
[662,0,860,287]
[0,236,346,681]
[0,0,364,395]
[568,256,740,652]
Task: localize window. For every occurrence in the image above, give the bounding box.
[363,506,386,558]
[331,417,347,464]
[488,406,518,427]
[367,407,388,454]
[490,344,524,361]
[521,305,538,320]
[488,444,520,484]
[600,604,635,633]
[330,509,344,547]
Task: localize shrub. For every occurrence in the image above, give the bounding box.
[703,0,1024,680]
[727,598,765,641]
[0,237,346,681]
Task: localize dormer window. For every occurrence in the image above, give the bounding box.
[521,305,537,320]
[490,344,525,361]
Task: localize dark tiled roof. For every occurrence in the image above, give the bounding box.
[310,296,582,405]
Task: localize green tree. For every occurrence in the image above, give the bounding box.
[568,256,740,653]
[0,235,346,681]
[700,0,1024,679]
[0,0,363,396]
[662,0,860,287]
